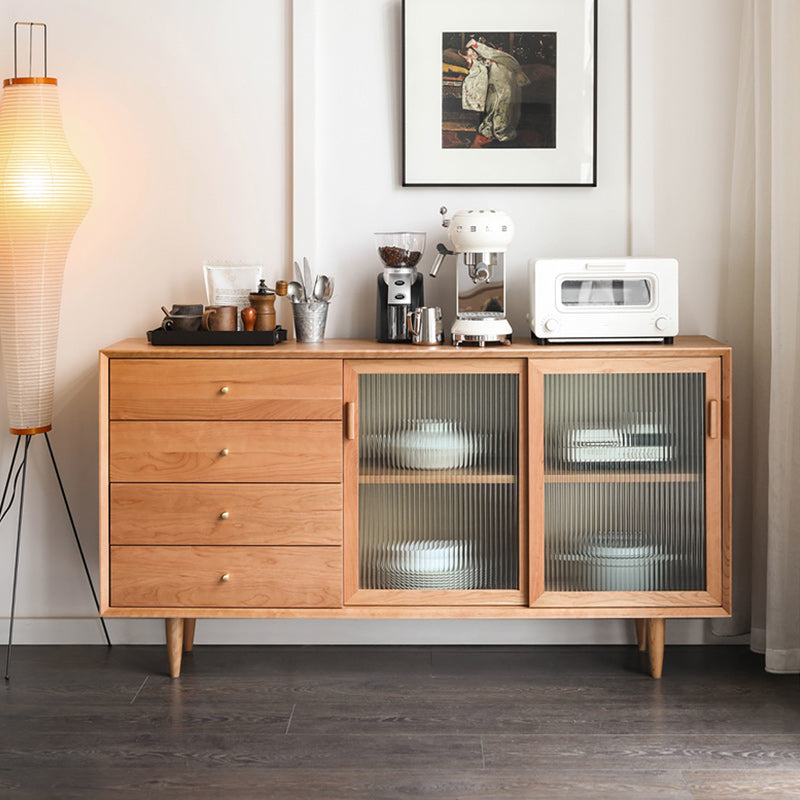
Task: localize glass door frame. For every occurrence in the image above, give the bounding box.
[343,358,528,607]
[528,356,727,610]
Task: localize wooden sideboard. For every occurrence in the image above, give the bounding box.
[99,337,732,678]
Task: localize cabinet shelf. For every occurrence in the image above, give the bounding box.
[359,466,516,485]
[544,471,702,485]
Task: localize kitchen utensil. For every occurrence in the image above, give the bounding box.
[293,261,307,301]
[407,306,443,345]
[247,281,277,332]
[303,257,313,302]
[286,281,305,304]
[321,276,334,302]
[312,274,331,302]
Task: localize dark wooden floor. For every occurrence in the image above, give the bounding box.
[1,644,798,799]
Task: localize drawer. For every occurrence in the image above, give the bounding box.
[109,359,342,421]
[110,483,342,545]
[109,546,343,608]
[109,421,342,483]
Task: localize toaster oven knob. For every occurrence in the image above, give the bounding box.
[544,318,559,333]
[655,316,670,332]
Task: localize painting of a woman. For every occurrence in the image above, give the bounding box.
[441,32,556,150]
[462,38,530,146]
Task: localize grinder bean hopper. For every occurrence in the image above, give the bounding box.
[429,207,514,346]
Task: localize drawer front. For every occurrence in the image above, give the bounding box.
[109,359,342,421]
[109,545,343,608]
[109,421,342,483]
[111,484,342,545]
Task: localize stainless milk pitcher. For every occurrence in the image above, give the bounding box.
[407,306,443,345]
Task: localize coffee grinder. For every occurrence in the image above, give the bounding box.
[375,231,425,343]
[429,207,514,346]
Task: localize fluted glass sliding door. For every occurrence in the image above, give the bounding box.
[344,361,525,605]
[529,357,724,608]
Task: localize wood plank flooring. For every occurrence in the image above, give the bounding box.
[0,644,798,799]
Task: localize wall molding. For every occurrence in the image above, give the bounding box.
[629,0,656,255]
[291,0,319,269]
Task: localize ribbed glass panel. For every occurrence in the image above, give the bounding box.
[543,372,706,592]
[358,372,518,590]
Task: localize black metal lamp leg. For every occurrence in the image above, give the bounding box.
[0,436,21,515]
[44,432,111,648]
[5,435,31,680]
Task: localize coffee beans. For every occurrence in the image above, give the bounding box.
[379,246,422,267]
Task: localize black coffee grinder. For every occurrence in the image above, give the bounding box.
[375,232,425,343]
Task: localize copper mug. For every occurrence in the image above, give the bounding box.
[202,305,238,332]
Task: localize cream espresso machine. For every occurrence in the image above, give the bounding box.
[429,207,514,346]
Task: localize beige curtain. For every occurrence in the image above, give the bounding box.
[720,0,800,673]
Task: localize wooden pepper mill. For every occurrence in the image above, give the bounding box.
[248,279,277,331]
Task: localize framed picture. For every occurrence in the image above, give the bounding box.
[403,0,597,186]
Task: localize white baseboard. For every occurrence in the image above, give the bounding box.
[3,617,750,646]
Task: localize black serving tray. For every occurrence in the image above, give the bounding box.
[147,326,288,346]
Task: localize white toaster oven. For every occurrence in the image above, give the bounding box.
[528,258,679,343]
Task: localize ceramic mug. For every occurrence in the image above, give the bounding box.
[203,305,238,332]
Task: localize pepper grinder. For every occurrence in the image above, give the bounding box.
[248,279,276,332]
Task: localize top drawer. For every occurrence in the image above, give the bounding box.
[109,359,342,421]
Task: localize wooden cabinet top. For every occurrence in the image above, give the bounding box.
[101,336,730,360]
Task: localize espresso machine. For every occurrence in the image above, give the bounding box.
[375,231,425,343]
[429,207,514,346]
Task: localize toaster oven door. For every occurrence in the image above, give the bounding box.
[558,276,655,309]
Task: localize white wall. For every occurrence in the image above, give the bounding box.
[0,0,746,645]
[307,0,631,339]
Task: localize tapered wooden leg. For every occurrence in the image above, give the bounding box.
[634,619,648,651]
[647,618,665,679]
[183,618,196,653]
[165,618,184,678]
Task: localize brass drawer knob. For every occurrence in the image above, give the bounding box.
[220,386,229,394]
[219,448,229,457]
[220,573,231,582]
[219,511,230,520]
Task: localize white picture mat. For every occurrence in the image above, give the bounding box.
[404,0,596,185]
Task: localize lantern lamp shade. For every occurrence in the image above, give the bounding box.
[0,77,92,434]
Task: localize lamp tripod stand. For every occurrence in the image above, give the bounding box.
[3,430,111,679]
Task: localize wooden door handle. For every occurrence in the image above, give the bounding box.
[708,399,719,439]
[345,402,356,440]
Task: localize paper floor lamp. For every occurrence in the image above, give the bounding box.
[0,23,110,679]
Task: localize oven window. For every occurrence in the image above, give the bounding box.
[560,278,653,307]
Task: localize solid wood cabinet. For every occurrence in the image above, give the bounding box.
[99,338,731,679]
